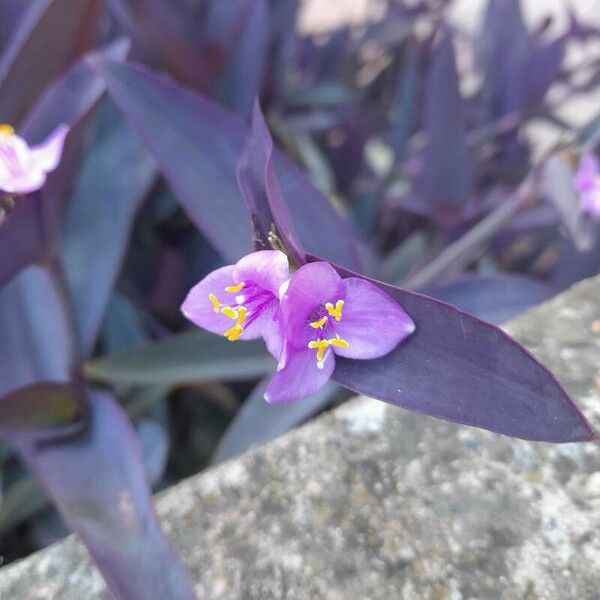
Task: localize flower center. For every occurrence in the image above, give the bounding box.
[308,298,349,368]
[208,281,271,342]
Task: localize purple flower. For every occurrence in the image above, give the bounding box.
[0,123,69,195]
[573,153,600,218]
[264,261,415,404]
[181,250,290,356]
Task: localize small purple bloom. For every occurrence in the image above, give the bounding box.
[573,153,600,218]
[264,261,415,404]
[181,250,290,356]
[0,123,69,195]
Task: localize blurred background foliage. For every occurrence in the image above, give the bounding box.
[0,0,598,567]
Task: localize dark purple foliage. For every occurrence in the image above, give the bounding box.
[0,0,598,594]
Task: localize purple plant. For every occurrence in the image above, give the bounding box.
[0,0,598,597]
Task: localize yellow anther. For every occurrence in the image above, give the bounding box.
[310,316,328,329]
[325,300,344,321]
[224,325,243,341]
[329,338,349,349]
[236,306,248,326]
[208,293,221,313]
[0,124,14,137]
[308,340,330,363]
[221,306,238,320]
[222,306,248,341]
[225,281,245,294]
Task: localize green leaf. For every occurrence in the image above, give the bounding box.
[85,331,273,386]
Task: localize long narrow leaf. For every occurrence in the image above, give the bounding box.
[61,110,156,355]
[85,331,272,386]
[326,260,596,443]
[212,379,340,464]
[91,59,365,271]
[0,41,130,290]
[0,0,102,125]
[15,392,196,600]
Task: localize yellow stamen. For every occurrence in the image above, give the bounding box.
[329,338,349,349]
[325,300,344,321]
[308,340,330,364]
[222,306,248,341]
[208,293,221,313]
[310,316,328,329]
[225,281,245,294]
[221,306,239,320]
[224,325,243,341]
[236,306,248,326]
[0,124,14,137]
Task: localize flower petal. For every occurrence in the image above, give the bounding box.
[180,265,236,336]
[0,167,46,194]
[573,154,599,195]
[243,301,283,356]
[29,124,69,173]
[233,250,289,297]
[264,347,334,404]
[280,261,345,348]
[332,277,415,359]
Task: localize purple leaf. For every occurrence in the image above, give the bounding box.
[522,37,565,108]
[0,41,130,291]
[480,0,530,166]
[422,27,472,220]
[0,194,45,290]
[218,0,270,118]
[324,260,596,442]
[423,274,555,325]
[91,59,365,271]
[0,265,82,439]
[481,0,529,118]
[237,101,305,264]
[212,379,340,464]
[15,392,196,600]
[106,0,212,91]
[551,222,600,291]
[0,0,102,125]
[61,110,156,356]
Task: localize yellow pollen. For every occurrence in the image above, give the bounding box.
[310,316,328,329]
[224,325,243,341]
[329,338,349,349]
[308,340,330,363]
[225,281,245,293]
[325,300,344,321]
[236,306,248,326]
[221,305,248,342]
[208,293,221,313]
[0,124,14,137]
[221,306,238,319]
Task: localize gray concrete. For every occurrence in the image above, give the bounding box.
[1,275,599,600]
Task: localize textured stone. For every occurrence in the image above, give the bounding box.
[1,275,599,600]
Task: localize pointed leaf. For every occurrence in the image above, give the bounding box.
[61,111,156,356]
[0,41,130,290]
[218,0,270,117]
[325,260,596,443]
[212,379,340,464]
[85,331,272,386]
[423,274,555,325]
[422,28,471,217]
[0,0,102,125]
[0,265,83,438]
[16,392,196,600]
[237,101,305,263]
[91,59,365,270]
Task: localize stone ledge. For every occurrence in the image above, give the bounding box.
[1,275,599,600]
